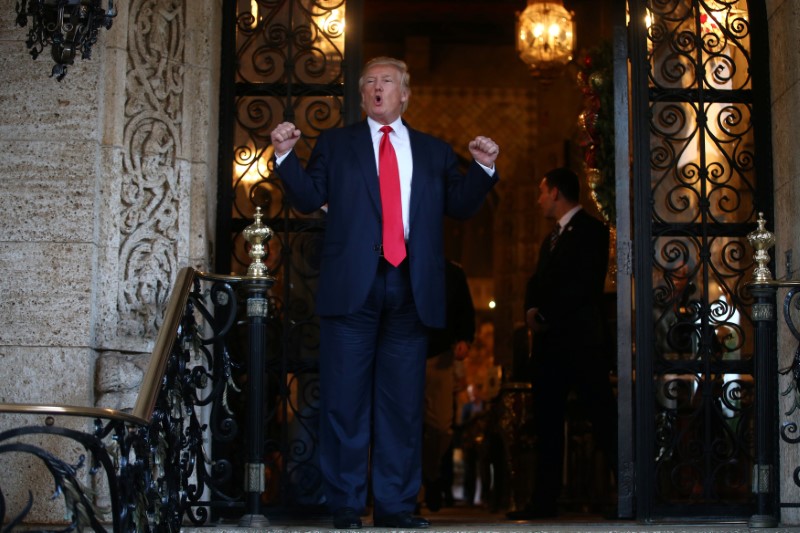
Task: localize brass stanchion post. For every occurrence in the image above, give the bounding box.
[747,213,779,528]
[239,207,274,528]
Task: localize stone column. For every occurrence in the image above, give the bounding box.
[767,0,800,525]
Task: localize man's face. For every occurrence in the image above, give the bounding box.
[360,64,408,125]
[537,177,558,219]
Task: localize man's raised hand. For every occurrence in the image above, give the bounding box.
[271,122,302,157]
[468,136,500,168]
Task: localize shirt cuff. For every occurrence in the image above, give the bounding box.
[477,161,495,176]
[275,150,292,166]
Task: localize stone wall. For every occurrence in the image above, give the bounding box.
[0,0,220,524]
[766,0,800,525]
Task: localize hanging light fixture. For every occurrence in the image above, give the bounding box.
[516,0,575,79]
[15,0,117,81]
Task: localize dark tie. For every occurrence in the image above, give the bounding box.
[549,222,561,251]
[378,125,406,266]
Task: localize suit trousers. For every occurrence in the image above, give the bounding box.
[318,258,429,517]
[530,343,617,510]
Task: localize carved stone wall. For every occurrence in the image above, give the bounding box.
[94,0,220,412]
[120,0,188,342]
[0,0,220,524]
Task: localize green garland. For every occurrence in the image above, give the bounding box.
[577,40,615,226]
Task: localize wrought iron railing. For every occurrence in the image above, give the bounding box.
[0,218,284,530]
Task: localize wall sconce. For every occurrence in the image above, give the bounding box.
[15,0,117,81]
[516,0,575,79]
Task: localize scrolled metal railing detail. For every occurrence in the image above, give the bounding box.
[152,272,261,525]
[0,442,104,532]
[779,288,800,423]
[0,265,283,530]
[0,414,151,532]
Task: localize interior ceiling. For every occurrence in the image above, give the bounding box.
[363,0,526,46]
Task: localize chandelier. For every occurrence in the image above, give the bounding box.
[15,0,117,81]
[516,0,575,78]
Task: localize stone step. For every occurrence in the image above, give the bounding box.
[181,523,797,533]
[180,507,800,533]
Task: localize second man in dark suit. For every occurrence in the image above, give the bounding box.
[508,167,617,520]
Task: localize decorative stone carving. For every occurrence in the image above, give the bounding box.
[118,0,186,337]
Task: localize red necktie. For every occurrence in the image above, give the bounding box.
[379,126,406,266]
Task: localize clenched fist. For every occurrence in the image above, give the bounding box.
[270,122,302,157]
[468,136,500,168]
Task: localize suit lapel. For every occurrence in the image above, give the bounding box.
[407,123,428,226]
[547,210,583,262]
[351,121,381,213]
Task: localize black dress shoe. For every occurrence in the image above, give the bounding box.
[333,507,362,529]
[374,512,430,528]
[506,504,557,520]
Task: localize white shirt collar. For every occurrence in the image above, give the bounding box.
[368,116,406,138]
[557,205,582,232]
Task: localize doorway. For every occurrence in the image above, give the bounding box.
[213,0,776,523]
[627,0,774,521]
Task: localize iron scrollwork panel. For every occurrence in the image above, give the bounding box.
[236,0,345,86]
[643,0,758,514]
[220,0,349,514]
[653,372,755,502]
[650,100,755,226]
[653,235,752,364]
[647,0,751,91]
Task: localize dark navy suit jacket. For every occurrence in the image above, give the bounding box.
[277,119,498,328]
[524,208,610,352]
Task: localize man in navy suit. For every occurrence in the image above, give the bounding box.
[270,56,499,529]
[508,167,617,520]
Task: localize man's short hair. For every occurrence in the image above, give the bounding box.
[544,167,580,203]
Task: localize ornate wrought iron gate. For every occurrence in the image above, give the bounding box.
[627,0,774,520]
[214,0,361,514]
